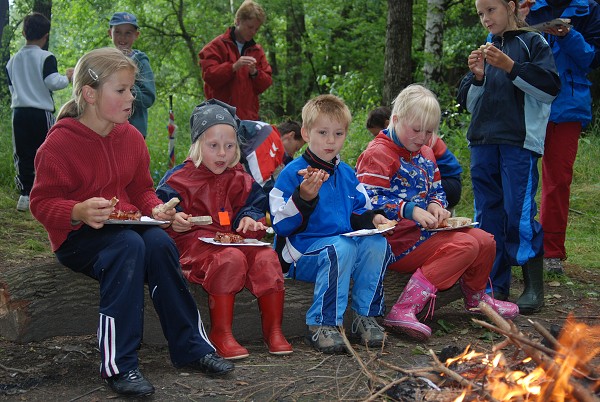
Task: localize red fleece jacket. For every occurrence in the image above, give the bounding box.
[199,27,272,120]
[30,118,162,251]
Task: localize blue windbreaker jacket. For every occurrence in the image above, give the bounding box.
[527,0,600,127]
[459,29,560,155]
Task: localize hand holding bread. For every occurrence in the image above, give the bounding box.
[156,197,180,213]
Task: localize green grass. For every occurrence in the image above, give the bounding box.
[0,103,599,270]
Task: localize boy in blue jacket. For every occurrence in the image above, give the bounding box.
[108,12,156,137]
[269,94,395,353]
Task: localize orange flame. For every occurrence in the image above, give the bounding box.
[447,314,600,401]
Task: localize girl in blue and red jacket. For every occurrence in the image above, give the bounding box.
[356,85,519,342]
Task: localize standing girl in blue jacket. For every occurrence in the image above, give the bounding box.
[524,0,600,275]
[459,0,560,314]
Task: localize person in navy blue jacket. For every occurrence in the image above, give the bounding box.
[458,0,560,315]
[524,0,600,275]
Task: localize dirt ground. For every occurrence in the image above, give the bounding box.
[1,264,599,401]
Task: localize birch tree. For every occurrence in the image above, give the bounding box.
[423,0,445,86]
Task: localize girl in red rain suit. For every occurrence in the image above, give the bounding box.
[156,99,292,359]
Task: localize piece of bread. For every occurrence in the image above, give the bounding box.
[297,166,319,178]
[157,197,180,213]
[444,217,472,228]
[188,215,213,225]
[479,42,492,58]
[376,221,397,231]
[109,196,119,207]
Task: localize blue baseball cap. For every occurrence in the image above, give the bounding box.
[109,12,138,29]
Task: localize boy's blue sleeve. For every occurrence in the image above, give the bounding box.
[132,51,156,109]
[269,166,318,237]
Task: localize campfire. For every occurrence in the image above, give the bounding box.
[345,302,600,401]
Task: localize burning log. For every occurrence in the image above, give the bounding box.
[471,301,600,402]
[336,300,599,402]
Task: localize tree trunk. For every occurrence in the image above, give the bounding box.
[383,0,413,106]
[285,0,308,116]
[170,0,202,90]
[0,0,9,106]
[33,0,52,50]
[0,0,8,49]
[423,0,445,87]
[0,258,461,344]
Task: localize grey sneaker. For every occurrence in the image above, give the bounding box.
[350,312,386,347]
[305,325,347,354]
[544,258,565,275]
[16,195,29,212]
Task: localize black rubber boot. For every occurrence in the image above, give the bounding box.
[516,256,545,314]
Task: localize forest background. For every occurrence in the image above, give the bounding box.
[0,0,598,270]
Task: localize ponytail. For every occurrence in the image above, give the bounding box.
[57,99,81,121]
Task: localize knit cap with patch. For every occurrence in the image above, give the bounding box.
[190,99,240,143]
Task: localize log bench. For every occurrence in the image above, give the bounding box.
[0,258,461,344]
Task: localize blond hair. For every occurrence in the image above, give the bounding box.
[235,0,266,24]
[187,131,241,169]
[301,94,352,132]
[389,84,441,136]
[57,47,137,120]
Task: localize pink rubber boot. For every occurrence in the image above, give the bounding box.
[460,280,519,320]
[383,268,437,341]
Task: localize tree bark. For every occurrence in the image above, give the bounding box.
[423,0,446,86]
[383,0,413,106]
[0,0,9,106]
[33,0,52,50]
[0,258,461,344]
[285,0,308,116]
[0,0,8,49]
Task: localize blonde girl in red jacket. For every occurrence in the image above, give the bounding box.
[156,99,292,359]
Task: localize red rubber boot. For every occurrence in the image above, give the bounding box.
[258,290,293,355]
[208,294,249,360]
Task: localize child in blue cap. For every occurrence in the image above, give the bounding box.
[108,11,156,138]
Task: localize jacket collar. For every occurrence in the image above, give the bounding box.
[228,27,257,51]
[381,129,415,160]
[302,147,338,175]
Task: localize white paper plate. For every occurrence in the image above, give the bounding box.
[341,226,395,237]
[199,237,271,246]
[105,216,169,225]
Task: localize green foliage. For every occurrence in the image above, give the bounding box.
[2,0,599,271]
[0,107,14,188]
